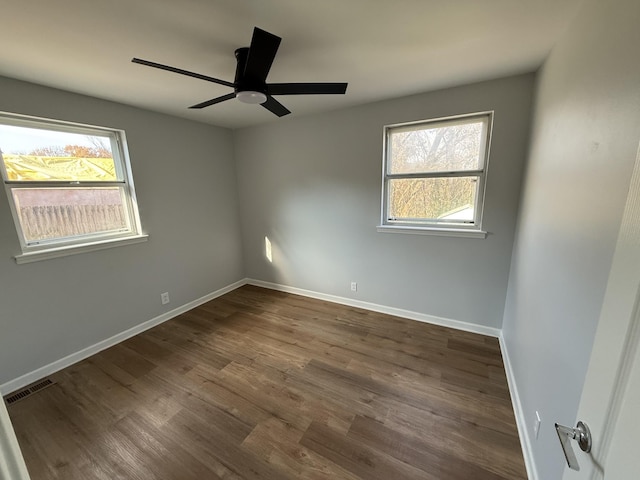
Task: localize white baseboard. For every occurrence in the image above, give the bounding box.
[499,332,538,480]
[0,279,247,395]
[246,278,501,338]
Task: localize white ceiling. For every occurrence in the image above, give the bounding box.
[1,0,585,129]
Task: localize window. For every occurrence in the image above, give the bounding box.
[0,112,145,262]
[379,112,492,237]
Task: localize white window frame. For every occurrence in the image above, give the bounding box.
[377,111,493,238]
[0,112,147,263]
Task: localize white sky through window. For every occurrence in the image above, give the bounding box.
[0,124,98,154]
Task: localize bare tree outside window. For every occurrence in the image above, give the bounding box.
[382,113,492,230]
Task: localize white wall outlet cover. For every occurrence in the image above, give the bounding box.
[161,292,170,305]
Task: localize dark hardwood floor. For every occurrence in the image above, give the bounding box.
[6,285,527,479]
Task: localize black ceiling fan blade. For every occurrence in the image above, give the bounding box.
[261,95,291,117]
[189,92,236,109]
[267,82,348,96]
[132,58,235,88]
[243,28,281,83]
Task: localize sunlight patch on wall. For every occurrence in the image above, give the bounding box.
[265,236,273,263]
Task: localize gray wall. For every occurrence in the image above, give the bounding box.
[0,76,244,386]
[502,0,640,478]
[234,74,534,328]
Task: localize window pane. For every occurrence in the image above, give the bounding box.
[0,124,116,181]
[388,120,484,174]
[388,177,478,223]
[12,187,128,243]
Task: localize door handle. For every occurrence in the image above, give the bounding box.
[555,421,592,471]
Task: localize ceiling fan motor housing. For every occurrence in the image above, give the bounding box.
[234,47,265,95]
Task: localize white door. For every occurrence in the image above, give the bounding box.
[0,395,30,480]
[562,144,640,479]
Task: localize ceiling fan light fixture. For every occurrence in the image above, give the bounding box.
[236,90,267,104]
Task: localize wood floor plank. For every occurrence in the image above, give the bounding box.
[114,412,223,480]
[381,402,526,479]
[347,415,510,480]
[300,420,431,480]
[6,285,527,479]
[241,418,362,480]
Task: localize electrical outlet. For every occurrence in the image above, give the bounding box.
[161,292,170,305]
[534,411,541,439]
[351,282,357,292]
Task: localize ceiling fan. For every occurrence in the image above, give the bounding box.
[132,27,348,117]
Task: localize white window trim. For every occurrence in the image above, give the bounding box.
[0,112,146,262]
[376,225,487,238]
[378,111,493,237]
[14,234,149,264]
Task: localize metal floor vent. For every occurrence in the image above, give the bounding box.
[4,378,55,405]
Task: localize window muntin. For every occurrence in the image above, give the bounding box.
[0,113,142,253]
[382,112,492,230]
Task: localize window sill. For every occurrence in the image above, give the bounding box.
[14,234,149,264]
[376,225,487,238]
